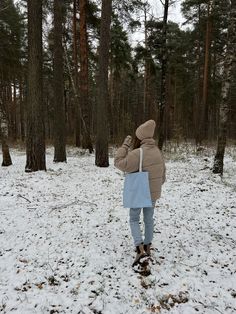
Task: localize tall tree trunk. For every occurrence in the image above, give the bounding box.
[13,80,17,140]
[209,42,217,141]
[7,83,13,139]
[95,0,112,167]
[0,105,12,166]
[73,0,81,147]
[19,77,25,141]
[25,0,46,172]
[197,0,213,145]
[194,3,202,145]
[213,0,236,175]
[108,56,114,141]
[53,0,66,162]
[158,0,169,150]
[78,0,93,153]
[143,5,148,120]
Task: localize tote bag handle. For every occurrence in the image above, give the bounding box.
[139,147,143,172]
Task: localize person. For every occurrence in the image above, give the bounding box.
[114,120,166,266]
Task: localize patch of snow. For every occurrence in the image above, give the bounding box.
[0,146,235,313]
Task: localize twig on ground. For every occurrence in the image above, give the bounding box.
[197,301,224,314]
[179,262,202,268]
[17,194,31,203]
[49,199,97,213]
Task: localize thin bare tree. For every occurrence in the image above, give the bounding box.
[53,0,67,162]
[73,0,81,147]
[95,0,112,167]
[0,103,12,166]
[78,0,93,153]
[213,0,236,174]
[158,0,169,150]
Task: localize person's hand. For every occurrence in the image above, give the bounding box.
[123,135,132,147]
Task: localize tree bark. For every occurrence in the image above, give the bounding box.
[213,0,236,174]
[53,0,66,162]
[194,3,202,144]
[158,0,169,150]
[25,0,46,172]
[197,0,213,145]
[108,55,114,141]
[73,0,81,147]
[12,80,17,140]
[143,5,148,120]
[78,0,93,153]
[95,0,112,167]
[19,77,25,141]
[0,105,12,166]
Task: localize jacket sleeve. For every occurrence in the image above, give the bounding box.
[114,146,140,173]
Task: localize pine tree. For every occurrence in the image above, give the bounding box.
[95,0,112,167]
[72,0,81,147]
[158,0,169,150]
[0,104,12,166]
[79,0,93,153]
[197,0,213,145]
[110,15,133,140]
[0,0,23,142]
[25,0,46,172]
[53,0,67,162]
[213,0,236,175]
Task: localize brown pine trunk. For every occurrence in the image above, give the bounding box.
[2,139,12,166]
[197,0,213,145]
[19,78,25,141]
[53,0,66,162]
[95,0,112,167]
[108,58,114,141]
[25,0,46,172]
[73,0,81,147]
[143,5,148,120]
[158,0,169,150]
[7,83,13,139]
[78,0,93,153]
[194,3,202,144]
[13,81,17,140]
[213,0,236,175]
[0,106,12,167]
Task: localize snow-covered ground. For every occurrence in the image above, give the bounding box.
[0,146,236,314]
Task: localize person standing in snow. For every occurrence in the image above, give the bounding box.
[114,120,166,266]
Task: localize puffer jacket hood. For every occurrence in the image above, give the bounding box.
[135,120,156,140]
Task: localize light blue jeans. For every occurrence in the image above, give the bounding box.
[129,205,155,247]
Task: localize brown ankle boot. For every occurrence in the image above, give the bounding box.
[144,243,151,256]
[132,244,147,267]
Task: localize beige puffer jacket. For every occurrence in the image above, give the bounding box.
[114,121,166,202]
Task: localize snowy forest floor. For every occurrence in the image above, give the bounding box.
[0,145,236,314]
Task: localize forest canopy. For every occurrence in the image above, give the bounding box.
[0,0,235,173]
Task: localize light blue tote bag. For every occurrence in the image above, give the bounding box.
[123,148,152,208]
